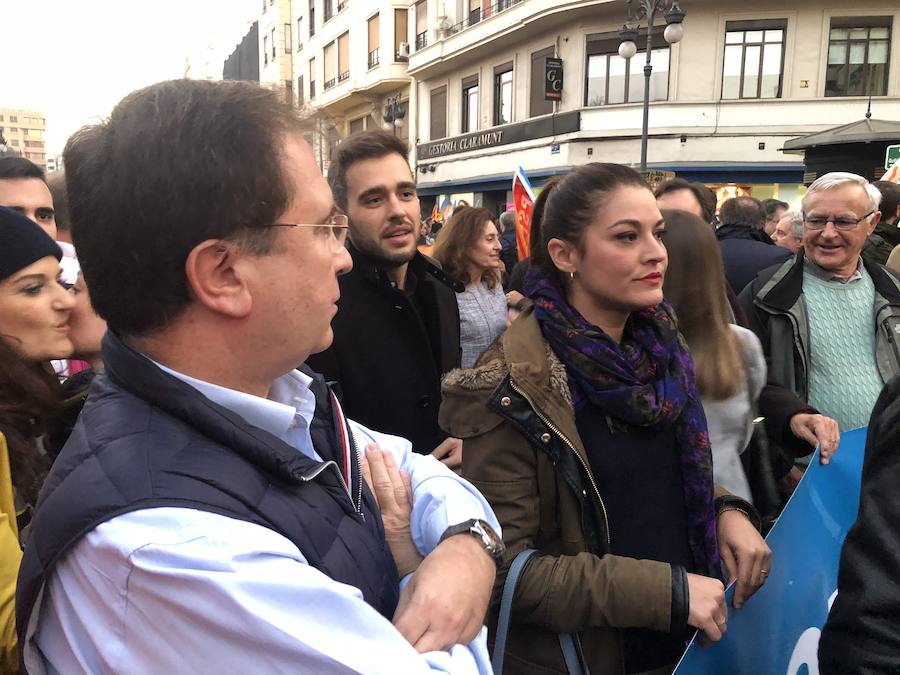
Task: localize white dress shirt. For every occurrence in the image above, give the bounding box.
[31,365,499,674]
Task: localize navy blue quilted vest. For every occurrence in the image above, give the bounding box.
[16,333,400,657]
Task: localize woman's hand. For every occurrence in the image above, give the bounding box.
[686,573,727,643]
[431,437,463,469]
[789,412,840,464]
[717,510,772,609]
[360,444,424,577]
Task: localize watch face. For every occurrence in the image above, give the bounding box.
[473,520,504,553]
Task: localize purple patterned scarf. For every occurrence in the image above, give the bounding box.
[525,268,720,578]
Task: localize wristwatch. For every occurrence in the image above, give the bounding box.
[439,519,506,567]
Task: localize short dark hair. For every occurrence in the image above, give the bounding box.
[762,198,789,221]
[46,173,69,233]
[65,79,305,337]
[0,156,45,182]
[328,131,409,212]
[719,196,765,229]
[874,180,900,223]
[654,177,717,224]
[535,163,649,283]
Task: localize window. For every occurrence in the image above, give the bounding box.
[271,27,276,59]
[468,0,481,26]
[309,58,317,98]
[285,79,293,105]
[530,46,555,117]
[337,32,350,82]
[337,0,347,11]
[263,35,269,65]
[461,75,479,132]
[415,1,427,50]
[826,17,891,97]
[349,117,365,134]
[585,30,669,105]
[722,20,786,99]
[298,75,305,105]
[10,140,18,147]
[395,8,409,60]
[284,23,292,53]
[309,0,316,36]
[262,0,266,12]
[324,42,337,89]
[430,86,447,139]
[368,14,380,69]
[9,116,17,123]
[494,65,513,125]
[324,0,333,22]
[297,18,303,49]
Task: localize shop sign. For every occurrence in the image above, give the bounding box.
[885,144,900,171]
[416,111,580,160]
[545,57,563,101]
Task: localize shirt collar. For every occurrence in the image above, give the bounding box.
[803,256,863,284]
[151,361,316,440]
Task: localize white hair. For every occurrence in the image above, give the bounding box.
[782,210,804,239]
[802,172,882,222]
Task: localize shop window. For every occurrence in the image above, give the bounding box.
[826,17,891,97]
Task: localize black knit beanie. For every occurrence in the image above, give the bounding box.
[0,205,62,283]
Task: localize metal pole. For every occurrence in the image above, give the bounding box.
[639,2,656,174]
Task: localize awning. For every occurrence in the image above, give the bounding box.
[783,117,900,151]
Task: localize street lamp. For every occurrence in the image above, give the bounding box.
[383,95,406,136]
[618,0,686,174]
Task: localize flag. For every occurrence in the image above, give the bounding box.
[430,202,441,224]
[881,158,900,184]
[513,166,536,261]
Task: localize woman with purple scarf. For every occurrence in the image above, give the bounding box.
[439,163,771,675]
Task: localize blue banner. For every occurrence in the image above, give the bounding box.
[674,427,867,675]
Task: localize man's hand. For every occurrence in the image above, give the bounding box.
[392,533,496,653]
[789,412,840,464]
[431,437,463,469]
[717,510,772,609]
[360,445,423,578]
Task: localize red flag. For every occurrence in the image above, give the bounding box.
[513,166,536,261]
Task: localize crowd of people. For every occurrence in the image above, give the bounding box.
[0,77,898,673]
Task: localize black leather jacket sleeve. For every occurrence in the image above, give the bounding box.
[819,374,900,674]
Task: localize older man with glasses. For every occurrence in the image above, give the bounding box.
[740,172,900,468]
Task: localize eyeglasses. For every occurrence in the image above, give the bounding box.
[803,210,875,231]
[270,213,350,251]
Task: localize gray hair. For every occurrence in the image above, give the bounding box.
[498,210,516,232]
[783,210,804,239]
[802,172,882,222]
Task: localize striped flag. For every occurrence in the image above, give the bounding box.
[881,158,900,184]
[513,166,536,261]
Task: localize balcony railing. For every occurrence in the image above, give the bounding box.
[447,0,522,36]
[337,0,348,11]
[368,48,380,69]
[324,78,336,90]
[338,71,349,83]
[415,32,427,50]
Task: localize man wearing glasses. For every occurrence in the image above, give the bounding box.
[740,172,900,465]
[16,80,501,674]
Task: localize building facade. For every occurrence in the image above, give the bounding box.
[0,108,47,169]
[407,0,900,212]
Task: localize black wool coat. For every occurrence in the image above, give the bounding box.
[306,245,461,454]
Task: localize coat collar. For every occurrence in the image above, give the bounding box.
[100,332,327,484]
[347,243,464,293]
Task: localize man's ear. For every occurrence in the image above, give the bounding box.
[547,237,577,275]
[184,240,253,319]
[866,211,882,237]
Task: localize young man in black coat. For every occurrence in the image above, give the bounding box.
[306,131,464,464]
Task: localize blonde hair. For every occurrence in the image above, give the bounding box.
[661,209,744,400]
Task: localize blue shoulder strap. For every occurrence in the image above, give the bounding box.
[492,548,590,675]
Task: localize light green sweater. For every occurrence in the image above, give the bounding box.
[804,268,883,433]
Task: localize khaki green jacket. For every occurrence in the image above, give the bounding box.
[441,310,678,674]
